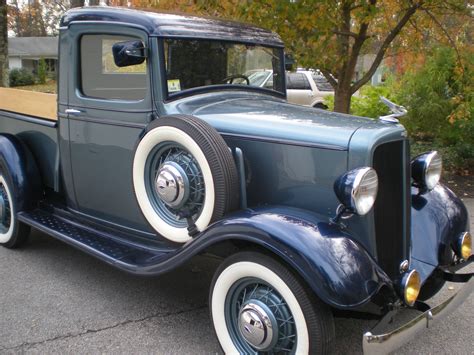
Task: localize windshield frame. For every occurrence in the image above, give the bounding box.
[157,37,287,102]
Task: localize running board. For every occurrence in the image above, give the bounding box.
[17,209,174,272]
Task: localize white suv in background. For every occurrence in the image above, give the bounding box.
[243,69,335,108]
[286,71,334,109]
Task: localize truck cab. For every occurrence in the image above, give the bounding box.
[0,7,472,354]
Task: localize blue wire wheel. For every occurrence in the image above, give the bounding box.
[144,142,205,228]
[133,115,239,243]
[225,277,297,353]
[210,252,335,354]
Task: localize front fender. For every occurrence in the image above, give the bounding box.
[193,206,393,310]
[411,183,469,277]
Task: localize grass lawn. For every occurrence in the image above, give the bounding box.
[14,80,57,94]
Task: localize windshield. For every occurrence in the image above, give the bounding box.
[163,39,284,97]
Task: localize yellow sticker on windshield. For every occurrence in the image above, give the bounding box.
[167,79,181,93]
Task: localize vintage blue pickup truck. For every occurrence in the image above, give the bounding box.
[0,7,472,354]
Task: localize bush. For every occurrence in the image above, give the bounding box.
[396,47,473,173]
[324,79,397,119]
[38,58,47,84]
[9,68,35,87]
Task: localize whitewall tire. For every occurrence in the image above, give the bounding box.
[0,170,31,249]
[210,252,335,354]
[133,115,239,243]
[0,175,14,244]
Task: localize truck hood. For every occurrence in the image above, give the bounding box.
[169,92,376,150]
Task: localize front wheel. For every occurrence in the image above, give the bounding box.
[210,251,334,354]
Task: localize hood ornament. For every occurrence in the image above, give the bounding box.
[379,96,407,123]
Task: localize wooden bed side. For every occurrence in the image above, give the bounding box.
[0,88,57,121]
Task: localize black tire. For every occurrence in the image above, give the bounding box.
[0,162,31,249]
[313,102,328,110]
[418,274,446,301]
[210,251,335,354]
[133,115,239,242]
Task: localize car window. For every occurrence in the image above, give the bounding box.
[286,73,311,90]
[312,75,333,92]
[80,34,147,100]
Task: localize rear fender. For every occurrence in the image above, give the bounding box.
[193,206,393,310]
[0,134,42,210]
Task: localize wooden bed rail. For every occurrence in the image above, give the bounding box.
[0,88,57,121]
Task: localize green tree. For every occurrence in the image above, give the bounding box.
[38,57,47,84]
[397,47,473,172]
[143,0,470,114]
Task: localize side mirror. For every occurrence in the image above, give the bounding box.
[112,40,147,67]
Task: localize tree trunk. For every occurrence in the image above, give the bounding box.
[0,0,8,87]
[70,0,85,8]
[333,86,352,114]
[89,0,100,5]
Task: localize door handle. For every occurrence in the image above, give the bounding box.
[65,109,83,116]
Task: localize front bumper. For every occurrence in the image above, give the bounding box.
[363,268,473,354]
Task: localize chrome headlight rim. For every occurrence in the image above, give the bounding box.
[401,269,421,307]
[411,151,442,191]
[456,232,472,260]
[334,167,379,216]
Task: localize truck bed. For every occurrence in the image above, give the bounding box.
[0,90,58,190]
[0,88,57,120]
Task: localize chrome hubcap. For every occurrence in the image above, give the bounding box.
[155,162,187,208]
[238,302,275,350]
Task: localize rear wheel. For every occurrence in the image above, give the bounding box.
[210,251,335,354]
[0,167,30,249]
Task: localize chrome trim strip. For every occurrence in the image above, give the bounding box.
[362,275,473,354]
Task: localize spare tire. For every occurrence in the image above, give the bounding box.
[133,115,239,243]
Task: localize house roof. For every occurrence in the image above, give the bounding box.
[60,7,284,47]
[8,37,58,57]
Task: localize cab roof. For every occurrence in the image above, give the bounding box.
[60,7,284,47]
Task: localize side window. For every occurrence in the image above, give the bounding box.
[286,73,311,90]
[312,75,334,91]
[80,34,147,100]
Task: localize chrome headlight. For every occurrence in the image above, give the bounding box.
[401,269,421,306]
[411,151,442,191]
[456,232,472,260]
[334,167,378,215]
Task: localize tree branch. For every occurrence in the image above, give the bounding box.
[320,68,338,88]
[332,29,358,38]
[423,9,463,70]
[350,2,423,93]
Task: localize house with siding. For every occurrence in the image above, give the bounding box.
[8,37,58,75]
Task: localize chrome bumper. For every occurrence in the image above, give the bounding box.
[363,273,473,354]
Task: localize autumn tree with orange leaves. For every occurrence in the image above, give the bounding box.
[134,0,471,114]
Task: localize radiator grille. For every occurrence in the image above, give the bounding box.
[372,140,410,277]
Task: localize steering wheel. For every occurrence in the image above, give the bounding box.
[221,74,250,85]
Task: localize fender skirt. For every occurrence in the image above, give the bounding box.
[0,134,42,210]
[141,206,394,311]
